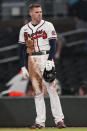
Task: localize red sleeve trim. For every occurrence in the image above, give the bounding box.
[48,37,57,40]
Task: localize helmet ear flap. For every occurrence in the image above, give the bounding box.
[43,67,56,82]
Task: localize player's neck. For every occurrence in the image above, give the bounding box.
[31,19,41,25]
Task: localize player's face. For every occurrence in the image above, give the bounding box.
[29,7,42,24]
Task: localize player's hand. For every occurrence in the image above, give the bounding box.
[21,66,29,79]
[45,60,54,71]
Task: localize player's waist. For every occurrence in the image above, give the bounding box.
[28,51,49,56]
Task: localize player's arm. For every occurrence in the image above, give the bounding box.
[45,39,56,71]
[45,23,57,71]
[18,27,29,79]
[47,22,57,61]
[48,39,56,60]
[19,43,26,68]
[43,38,56,82]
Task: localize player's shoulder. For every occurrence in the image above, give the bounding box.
[44,20,53,26]
[20,23,29,31]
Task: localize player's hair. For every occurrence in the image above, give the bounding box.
[29,3,42,11]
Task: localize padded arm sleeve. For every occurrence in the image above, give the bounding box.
[48,39,56,60]
[18,44,26,68]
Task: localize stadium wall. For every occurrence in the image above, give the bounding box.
[0,96,87,127]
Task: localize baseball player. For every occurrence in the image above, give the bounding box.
[18,3,66,129]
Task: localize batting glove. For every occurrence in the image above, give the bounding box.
[46,60,54,71]
[21,66,29,79]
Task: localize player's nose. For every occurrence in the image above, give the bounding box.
[39,13,42,17]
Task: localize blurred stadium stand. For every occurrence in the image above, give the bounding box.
[0,0,87,95]
[0,0,69,20]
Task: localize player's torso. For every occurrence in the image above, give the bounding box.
[23,20,50,52]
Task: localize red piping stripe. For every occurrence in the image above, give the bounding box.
[27,21,45,52]
[28,23,36,52]
[37,20,45,31]
[28,23,33,33]
[36,20,45,51]
[48,37,57,39]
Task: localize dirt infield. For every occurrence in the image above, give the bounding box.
[0,127,87,131]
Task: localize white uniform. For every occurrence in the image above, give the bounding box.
[18,20,64,127]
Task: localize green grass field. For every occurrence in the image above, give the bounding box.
[0,128,87,131]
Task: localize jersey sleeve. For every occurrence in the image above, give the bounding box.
[47,23,57,40]
[18,27,25,44]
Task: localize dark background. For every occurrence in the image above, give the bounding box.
[0,0,87,95]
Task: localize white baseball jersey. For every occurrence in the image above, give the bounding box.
[18,20,57,52]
